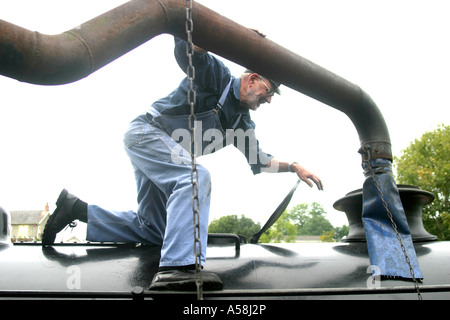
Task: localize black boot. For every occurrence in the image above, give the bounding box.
[42,189,87,246]
[149,269,223,291]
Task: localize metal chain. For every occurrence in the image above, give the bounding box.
[363,148,422,300]
[185,0,203,300]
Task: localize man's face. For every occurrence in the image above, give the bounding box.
[241,76,274,111]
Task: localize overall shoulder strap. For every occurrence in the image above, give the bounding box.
[216,77,233,110]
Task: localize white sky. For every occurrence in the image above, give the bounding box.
[0,0,449,231]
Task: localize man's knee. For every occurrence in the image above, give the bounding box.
[196,164,211,191]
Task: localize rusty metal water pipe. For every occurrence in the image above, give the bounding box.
[0,0,391,161]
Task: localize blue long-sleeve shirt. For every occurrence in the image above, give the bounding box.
[150,37,273,174]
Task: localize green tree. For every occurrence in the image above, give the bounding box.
[208,214,261,241]
[334,225,349,241]
[320,230,335,242]
[288,202,334,236]
[286,203,309,229]
[259,212,297,243]
[394,124,449,240]
[259,202,336,242]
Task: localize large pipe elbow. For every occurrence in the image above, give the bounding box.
[0,22,94,85]
[0,0,170,85]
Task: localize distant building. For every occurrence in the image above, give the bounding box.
[294,235,321,243]
[10,203,50,242]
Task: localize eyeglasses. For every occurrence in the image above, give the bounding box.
[259,77,274,97]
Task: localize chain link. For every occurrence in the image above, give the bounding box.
[185,0,203,300]
[363,147,422,300]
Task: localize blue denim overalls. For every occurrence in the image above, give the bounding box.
[86,79,234,268]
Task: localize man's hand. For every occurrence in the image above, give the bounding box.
[291,163,324,191]
[250,29,266,38]
[193,45,207,54]
[263,159,324,191]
